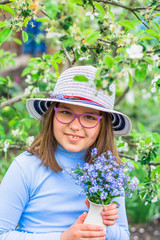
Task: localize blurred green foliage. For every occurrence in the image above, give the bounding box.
[0,0,160,224]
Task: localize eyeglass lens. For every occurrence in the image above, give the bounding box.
[56,109,100,128]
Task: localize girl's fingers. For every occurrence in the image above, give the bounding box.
[85,198,90,208]
[81,224,104,231]
[102,214,119,220]
[102,208,119,216]
[104,203,117,211]
[103,219,115,226]
[81,230,106,238]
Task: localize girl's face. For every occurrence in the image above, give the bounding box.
[53,103,101,152]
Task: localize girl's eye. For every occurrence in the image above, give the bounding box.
[60,110,72,115]
[85,115,97,120]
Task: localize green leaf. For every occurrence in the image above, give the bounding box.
[144,57,153,65]
[146,29,160,39]
[103,55,113,68]
[0,77,7,85]
[0,4,15,16]
[0,22,9,28]
[73,75,89,82]
[63,38,74,47]
[85,31,100,44]
[22,31,28,43]
[135,64,147,82]
[0,59,5,68]
[118,20,135,30]
[94,3,105,17]
[152,132,160,143]
[138,122,146,133]
[128,72,133,88]
[140,36,154,40]
[0,28,12,45]
[70,0,83,4]
[114,55,123,63]
[144,136,151,144]
[21,67,32,77]
[108,5,114,19]
[23,17,30,27]
[37,17,49,22]
[117,48,124,52]
[153,22,160,32]
[132,20,141,26]
[0,124,5,139]
[13,38,22,45]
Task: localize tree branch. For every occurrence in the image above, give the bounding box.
[41,9,53,20]
[115,86,130,106]
[98,38,112,45]
[0,92,49,109]
[119,153,160,166]
[131,10,149,29]
[62,46,73,67]
[94,0,159,12]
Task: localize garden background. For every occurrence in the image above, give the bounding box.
[0,0,160,239]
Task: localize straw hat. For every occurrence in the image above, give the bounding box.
[26,65,132,136]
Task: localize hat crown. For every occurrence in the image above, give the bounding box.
[52,66,115,110]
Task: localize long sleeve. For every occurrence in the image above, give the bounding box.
[0,231,61,240]
[106,197,130,240]
[0,150,87,240]
[0,159,62,240]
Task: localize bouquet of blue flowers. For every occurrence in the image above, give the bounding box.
[66,148,139,205]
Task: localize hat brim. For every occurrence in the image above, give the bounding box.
[26,98,132,136]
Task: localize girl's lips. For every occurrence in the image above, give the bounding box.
[65,134,83,142]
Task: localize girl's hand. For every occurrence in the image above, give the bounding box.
[85,198,119,227]
[61,212,106,240]
[101,203,119,226]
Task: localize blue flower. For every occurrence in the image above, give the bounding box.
[91,147,97,157]
[65,149,139,205]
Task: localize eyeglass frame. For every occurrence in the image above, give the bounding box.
[54,106,102,129]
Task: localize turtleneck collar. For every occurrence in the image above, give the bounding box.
[55,144,87,169]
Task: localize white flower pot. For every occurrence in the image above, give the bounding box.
[84,200,108,231]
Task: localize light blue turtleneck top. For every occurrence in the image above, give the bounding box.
[0,145,130,240]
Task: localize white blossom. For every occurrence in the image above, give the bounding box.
[25,86,39,94]
[26,136,34,146]
[135,155,139,162]
[79,54,91,61]
[32,87,39,94]
[151,86,156,93]
[85,11,99,20]
[46,32,62,39]
[117,142,129,152]
[151,74,160,93]
[109,24,117,32]
[11,129,20,137]
[152,74,160,84]
[43,77,48,83]
[25,86,33,94]
[25,75,32,83]
[126,91,135,104]
[126,44,143,59]
[3,142,10,153]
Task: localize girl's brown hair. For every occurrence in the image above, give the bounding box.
[26,103,120,173]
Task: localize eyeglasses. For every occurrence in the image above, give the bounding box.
[54,106,102,128]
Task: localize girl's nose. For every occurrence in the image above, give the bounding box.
[68,117,82,131]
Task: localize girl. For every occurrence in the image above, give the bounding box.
[0,65,132,240]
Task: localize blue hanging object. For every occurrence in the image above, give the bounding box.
[23,19,47,56]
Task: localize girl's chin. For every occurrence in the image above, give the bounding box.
[63,144,85,153]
